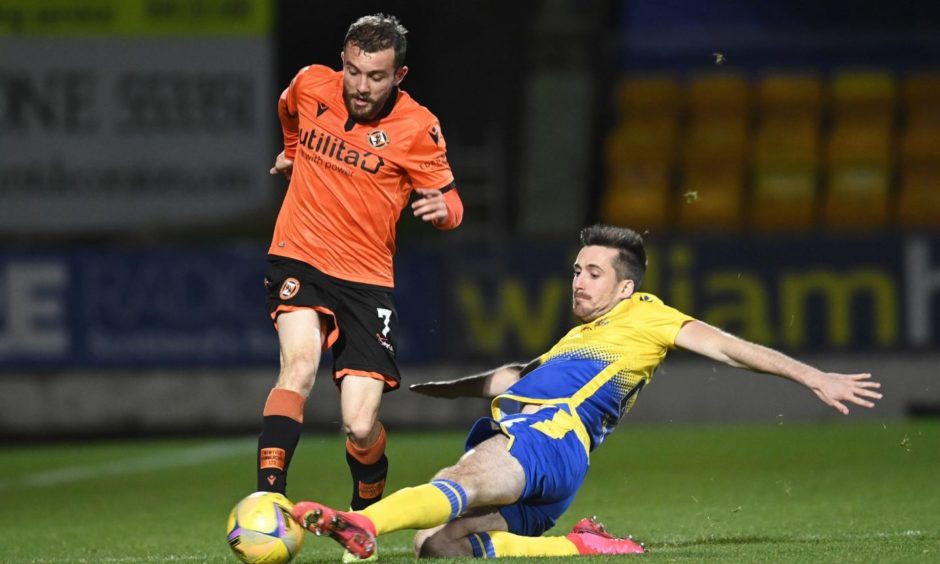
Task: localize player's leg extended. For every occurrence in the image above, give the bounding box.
[413,511,644,557]
[340,375,388,510]
[414,493,583,558]
[257,309,323,493]
[454,527,644,558]
[416,408,643,558]
[292,434,526,555]
[361,433,525,533]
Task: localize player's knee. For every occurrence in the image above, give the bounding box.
[417,531,471,558]
[279,357,317,381]
[276,360,317,394]
[413,530,430,556]
[343,418,378,444]
[432,468,477,499]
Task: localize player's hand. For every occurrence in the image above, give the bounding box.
[269,151,293,181]
[412,188,448,224]
[810,372,882,415]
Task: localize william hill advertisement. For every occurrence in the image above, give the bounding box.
[448,236,939,361]
[0,236,938,370]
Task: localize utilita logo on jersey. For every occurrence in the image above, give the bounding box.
[298,126,385,175]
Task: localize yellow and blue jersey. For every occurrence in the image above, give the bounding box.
[491,292,694,455]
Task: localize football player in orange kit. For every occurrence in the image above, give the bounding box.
[259,13,463,515]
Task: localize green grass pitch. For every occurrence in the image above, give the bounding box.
[1,420,938,563]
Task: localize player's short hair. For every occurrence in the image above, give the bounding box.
[344,13,408,69]
[579,224,647,288]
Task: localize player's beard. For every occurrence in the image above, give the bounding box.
[343,88,384,122]
[572,296,591,323]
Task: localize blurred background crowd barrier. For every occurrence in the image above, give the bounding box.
[1,0,937,438]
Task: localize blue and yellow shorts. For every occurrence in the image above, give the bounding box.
[465,405,589,536]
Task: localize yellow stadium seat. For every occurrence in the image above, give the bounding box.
[754,118,820,166]
[601,162,671,232]
[902,72,940,126]
[683,116,749,162]
[613,75,681,121]
[757,73,824,119]
[751,164,818,231]
[831,70,896,122]
[676,160,744,232]
[827,122,892,163]
[823,122,892,230]
[897,167,940,229]
[748,103,821,232]
[605,119,678,167]
[900,125,940,165]
[688,72,751,117]
[823,164,891,230]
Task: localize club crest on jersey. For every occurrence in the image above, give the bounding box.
[279,278,300,300]
[367,129,389,149]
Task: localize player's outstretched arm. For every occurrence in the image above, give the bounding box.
[674,320,883,415]
[410,363,525,399]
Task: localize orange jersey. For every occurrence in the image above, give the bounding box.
[270,65,456,287]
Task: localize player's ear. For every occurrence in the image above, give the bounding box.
[618,279,635,299]
[394,65,408,85]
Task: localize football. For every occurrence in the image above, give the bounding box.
[226,491,305,564]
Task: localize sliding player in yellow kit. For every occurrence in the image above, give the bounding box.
[291,224,882,559]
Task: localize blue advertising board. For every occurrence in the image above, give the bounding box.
[1,235,938,370]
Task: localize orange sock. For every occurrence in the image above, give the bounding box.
[263,388,305,422]
[346,424,388,509]
[258,388,306,493]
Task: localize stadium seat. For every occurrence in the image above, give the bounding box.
[748,74,823,232]
[823,72,896,231]
[897,122,940,230]
[605,119,677,168]
[902,72,940,126]
[683,115,749,162]
[754,118,820,166]
[897,167,940,229]
[900,124,940,165]
[751,164,819,231]
[823,122,892,230]
[601,161,671,232]
[757,72,824,119]
[613,75,681,122]
[688,72,751,118]
[831,70,897,123]
[677,111,748,232]
[602,75,682,232]
[751,119,821,231]
[676,159,744,231]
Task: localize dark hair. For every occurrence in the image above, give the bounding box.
[579,224,647,288]
[344,14,408,69]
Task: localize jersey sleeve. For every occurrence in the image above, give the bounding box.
[639,296,696,348]
[278,67,306,160]
[404,118,455,189]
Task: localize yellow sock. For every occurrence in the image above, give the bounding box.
[360,480,467,535]
[473,531,579,557]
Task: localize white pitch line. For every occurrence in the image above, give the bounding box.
[18,554,218,563]
[0,436,254,491]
